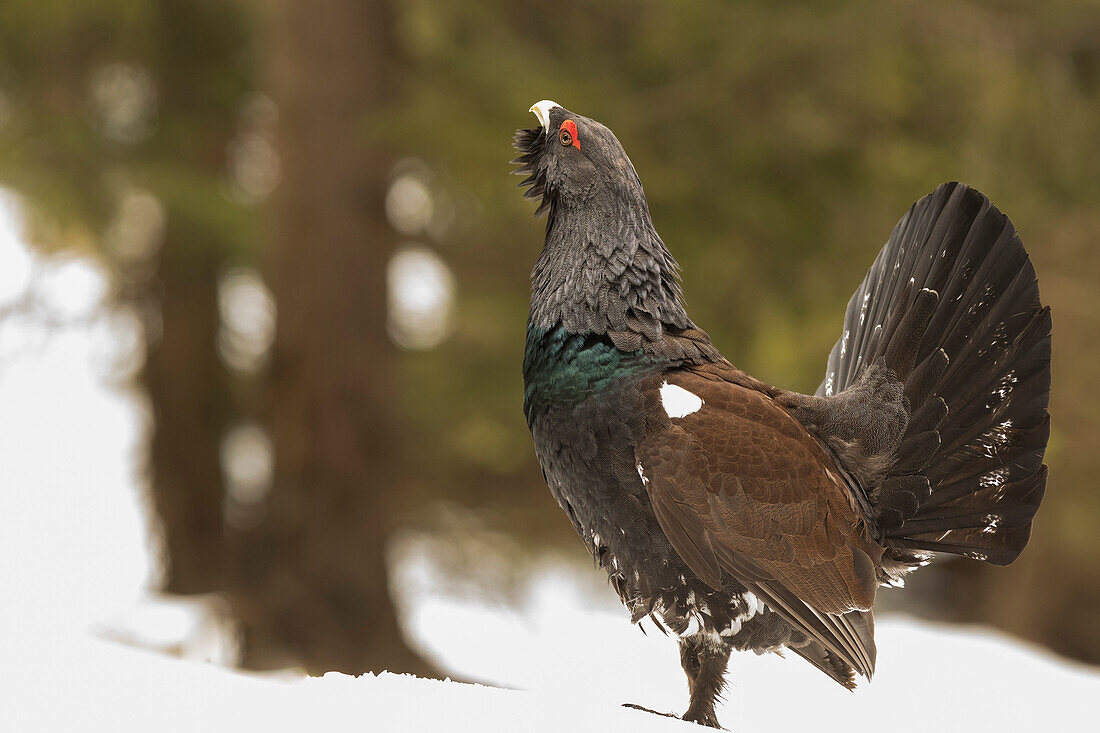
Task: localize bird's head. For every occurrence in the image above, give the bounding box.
[514,101,690,337]
[512,100,645,220]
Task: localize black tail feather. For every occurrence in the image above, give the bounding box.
[788,639,859,690]
[818,183,1051,570]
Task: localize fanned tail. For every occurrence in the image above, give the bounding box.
[819,182,1051,571]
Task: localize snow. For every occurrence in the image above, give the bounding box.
[6,631,695,733]
[1,193,1096,731]
[6,583,1098,732]
[401,562,1097,731]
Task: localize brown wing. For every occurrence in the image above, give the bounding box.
[635,364,882,678]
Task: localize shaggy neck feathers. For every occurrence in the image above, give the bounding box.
[528,183,692,339]
[514,124,692,341]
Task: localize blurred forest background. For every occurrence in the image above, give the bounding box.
[0,0,1097,678]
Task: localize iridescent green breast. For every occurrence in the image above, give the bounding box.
[522,324,661,424]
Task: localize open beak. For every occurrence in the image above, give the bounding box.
[529,100,560,131]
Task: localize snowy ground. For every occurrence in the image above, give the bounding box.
[9,610,1096,733]
[1,194,1096,731]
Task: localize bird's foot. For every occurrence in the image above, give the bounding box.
[622,703,680,719]
[682,706,724,729]
[623,703,725,729]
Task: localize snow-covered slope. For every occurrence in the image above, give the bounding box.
[400,563,1096,731]
[5,606,1096,732]
[6,630,698,733]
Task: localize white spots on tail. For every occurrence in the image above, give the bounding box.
[981,468,1008,489]
[982,514,1002,535]
[978,419,1015,458]
[636,461,650,487]
[660,381,703,419]
[993,370,1018,402]
[983,467,1009,500]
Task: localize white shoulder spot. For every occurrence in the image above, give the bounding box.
[660,381,703,419]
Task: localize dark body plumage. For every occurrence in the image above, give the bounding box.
[515,102,1051,728]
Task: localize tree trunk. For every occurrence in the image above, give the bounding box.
[143,233,232,594]
[139,0,247,600]
[235,0,434,676]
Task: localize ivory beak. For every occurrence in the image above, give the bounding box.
[529,100,561,131]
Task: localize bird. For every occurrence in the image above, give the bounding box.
[513,100,1051,728]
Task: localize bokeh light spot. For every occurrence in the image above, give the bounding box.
[386,244,454,350]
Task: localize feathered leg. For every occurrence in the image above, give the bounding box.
[679,632,732,728]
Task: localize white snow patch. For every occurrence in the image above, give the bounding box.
[0,193,32,305]
[660,381,703,419]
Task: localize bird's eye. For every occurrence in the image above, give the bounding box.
[559,119,580,150]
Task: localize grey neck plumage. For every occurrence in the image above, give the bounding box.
[528,192,693,340]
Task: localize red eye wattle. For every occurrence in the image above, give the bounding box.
[559,119,580,150]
